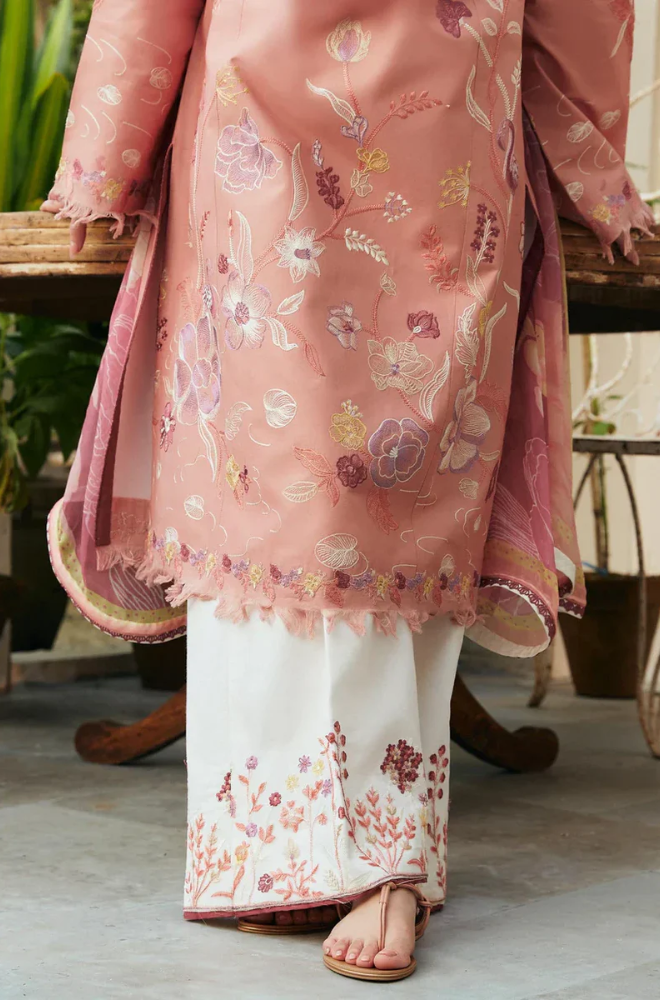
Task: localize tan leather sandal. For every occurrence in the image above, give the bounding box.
[323,881,432,982]
[238,906,343,935]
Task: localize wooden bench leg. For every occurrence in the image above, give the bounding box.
[75,676,559,772]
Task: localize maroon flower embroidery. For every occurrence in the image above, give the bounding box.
[222,554,232,572]
[270,564,282,582]
[337,453,368,488]
[327,302,362,350]
[269,792,281,807]
[217,253,229,274]
[159,402,176,451]
[395,571,407,590]
[316,165,345,210]
[381,739,424,794]
[245,822,258,838]
[335,571,351,590]
[216,771,232,802]
[436,0,472,38]
[257,873,274,893]
[408,311,440,339]
[471,204,499,263]
[368,418,429,489]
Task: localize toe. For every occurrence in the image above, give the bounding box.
[323,935,337,956]
[331,937,351,961]
[373,940,412,972]
[345,939,364,965]
[356,940,380,968]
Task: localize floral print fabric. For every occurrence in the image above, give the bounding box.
[184,601,464,917]
[47,0,652,653]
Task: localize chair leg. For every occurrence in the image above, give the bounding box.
[450,674,559,773]
[74,686,187,765]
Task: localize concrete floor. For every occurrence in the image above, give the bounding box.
[1,665,659,1000]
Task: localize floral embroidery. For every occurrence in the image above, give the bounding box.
[420,225,458,291]
[274,226,325,282]
[329,401,367,449]
[368,338,433,394]
[368,418,429,489]
[471,204,500,264]
[159,402,176,451]
[384,192,412,223]
[436,0,472,39]
[326,18,372,63]
[381,739,424,793]
[326,302,362,350]
[438,379,491,473]
[215,108,282,194]
[336,454,368,488]
[408,311,440,339]
[438,162,471,208]
[315,165,345,210]
[222,271,271,349]
[173,317,221,424]
[215,65,248,108]
[356,147,390,174]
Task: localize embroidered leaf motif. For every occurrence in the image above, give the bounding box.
[480,304,507,383]
[321,475,341,507]
[306,80,355,124]
[507,20,522,34]
[314,533,360,571]
[225,401,252,441]
[465,254,488,307]
[231,210,254,283]
[481,17,498,34]
[419,352,451,422]
[455,303,479,373]
[367,486,399,534]
[344,228,389,265]
[466,66,491,132]
[380,272,397,295]
[294,447,334,479]
[277,291,305,316]
[283,481,319,503]
[303,341,326,377]
[267,318,298,351]
[390,90,442,120]
[198,418,218,479]
[289,142,309,222]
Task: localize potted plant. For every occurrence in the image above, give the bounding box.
[562,335,660,698]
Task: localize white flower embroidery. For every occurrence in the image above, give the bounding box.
[274,226,326,282]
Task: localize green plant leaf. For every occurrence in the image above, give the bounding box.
[16,72,70,208]
[590,420,617,437]
[0,0,35,210]
[16,412,51,479]
[33,0,72,104]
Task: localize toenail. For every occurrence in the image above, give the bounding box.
[335,950,343,956]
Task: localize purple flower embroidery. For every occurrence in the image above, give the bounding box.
[368,418,429,489]
[298,756,312,773]
[321,779,332,797]
[327,302,362,350]
[215,108,282,194]
[436,0,472,38]
[246,756,259,770]
[245,823,258,838]
[173,316,221,425]
[340,115,368,144]
[257,873,274,893]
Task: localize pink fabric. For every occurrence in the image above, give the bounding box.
[48,0,652,654]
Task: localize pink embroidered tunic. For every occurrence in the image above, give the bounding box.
[48,0,652,655]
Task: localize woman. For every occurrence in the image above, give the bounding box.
[44,0,650,983]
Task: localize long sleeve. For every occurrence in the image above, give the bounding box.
[50,0,204,231]
[522,0,653,259]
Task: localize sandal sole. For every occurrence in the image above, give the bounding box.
[238,919,336,935]
[323,955,417,982]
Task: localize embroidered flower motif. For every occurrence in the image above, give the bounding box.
[163,527,181,563]
[438,161,471,208]
[235,843,249,862]
[159,402,176,451]
[368,338,433,394]
[222,271,271,349]
[215,65,247,108]
[280,801,305,832]
[384,192,412,223]
[357,147,390,173]
[257,873,274,893]
[326,302,362,350]
[217,253,229,274]
[591,202,613,224]
[173,316,221,424]
[226,456,241,489]
[215,108,282,194]
[216,771,232,802]
[408,311,440,339]
[337,454,368,488]
[298,756,312,773]
[312,759,325,776]
[330,400,367,449]
[316,166,345,210]
[269,792,282,807]
[438,378,491,473]
[274,226,325,283]
[245,823,258,838]
[335,571,351,589]
[376,573,394,598]
[285,775,300,791]
[436,0,472,38]
[322,779,332,796]
[368,418,429,489]
[341,115,369,144]
[312,139,324,167]
[248,564,264,589]
[303,573,323,596]
[245,756,259,771]
[326,18,371,62]
[381,739,424,794]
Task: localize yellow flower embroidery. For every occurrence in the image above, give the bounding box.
[312,759,325,776]
[438,162,471,209]
[423,577,434,598]
[303,572,323,596]
[330,400,367,450]
[205,553,217,574]
[249,563,264,588]
[285,774,299,791]
[235,843,249,862]
[226,455,241,490]
[376,574,393,598]
[101,178,125,202]
[357,147,390,174]
[164,541,178,563]
[591,202,612,224]
[326,18,371,63]
[216,65,248,107]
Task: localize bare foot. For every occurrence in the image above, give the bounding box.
[244,905,337,929]
[323,886,417,971]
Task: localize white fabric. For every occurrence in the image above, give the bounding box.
[184,602,464,918]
